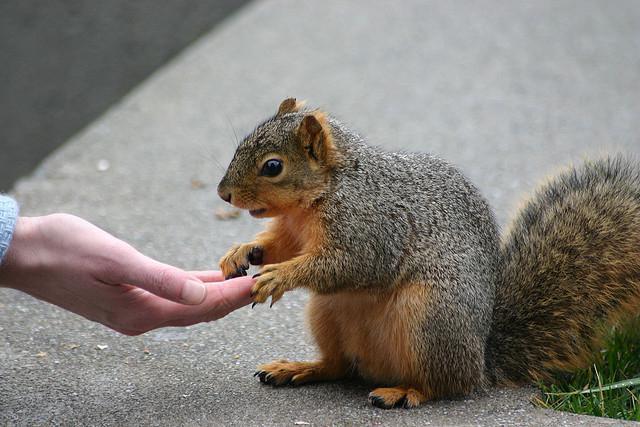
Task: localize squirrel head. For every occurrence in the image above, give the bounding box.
[217,98,340,218]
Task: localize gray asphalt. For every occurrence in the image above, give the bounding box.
[2,0,640,425]
[0,0,251,191]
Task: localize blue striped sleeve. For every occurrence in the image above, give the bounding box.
[0,195,19,265]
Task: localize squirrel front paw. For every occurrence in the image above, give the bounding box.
[219,244,263,280]
[251,264,295,306]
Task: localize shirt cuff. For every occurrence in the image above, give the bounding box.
[0,195,19,265]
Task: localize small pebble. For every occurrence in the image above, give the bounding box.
[96,159,110,172]
[215,208,241,220]
[190,178,206,189]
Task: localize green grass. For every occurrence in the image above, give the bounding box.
[536,317,640,421]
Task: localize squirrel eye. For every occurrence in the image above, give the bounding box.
[260,159,283,177]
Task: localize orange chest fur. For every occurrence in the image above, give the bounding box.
[277,212,325,254]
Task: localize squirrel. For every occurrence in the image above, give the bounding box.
[216,98,640,409]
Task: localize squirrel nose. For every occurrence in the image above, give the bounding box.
[217,180,232,204]
[219,191,232,204]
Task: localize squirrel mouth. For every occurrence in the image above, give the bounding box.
[249,208,267,217]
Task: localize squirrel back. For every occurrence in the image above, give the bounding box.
[487,156,640,385]
[317,119,500,295]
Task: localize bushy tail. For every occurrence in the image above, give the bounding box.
[486,156,640,385]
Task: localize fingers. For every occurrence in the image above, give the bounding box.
[188,270,225,283]
[159,276,255,327]
[116,252,207,305]
[110,276,255,333]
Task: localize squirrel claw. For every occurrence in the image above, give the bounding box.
[369,395,391,409]
[398,397,409,409]
[256,370,275,385]
[270,292,284,307]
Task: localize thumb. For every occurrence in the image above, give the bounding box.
[116,252,207,305]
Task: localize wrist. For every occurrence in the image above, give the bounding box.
[0,216,43,289]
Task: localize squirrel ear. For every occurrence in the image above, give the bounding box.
[297,112,334,165]
[277,98,305,116]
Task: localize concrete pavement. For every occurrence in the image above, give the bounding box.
[2,0,639,425]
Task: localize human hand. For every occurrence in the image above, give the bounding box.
[0,213,255,335]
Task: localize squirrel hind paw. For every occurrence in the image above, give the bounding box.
[368,387,428,409]
[254,360,334,387]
